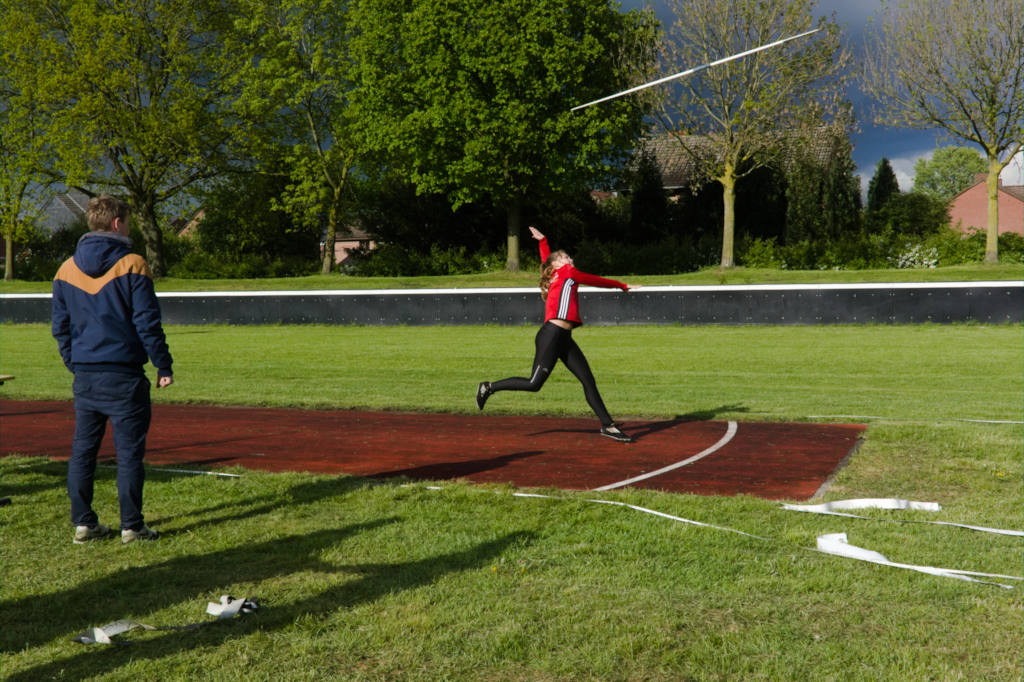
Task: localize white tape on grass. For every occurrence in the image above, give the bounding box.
[421,483,1015,585]
[99,464,242,478]
[515,492,768,540]
[816,533,1021,589]
[786,498,940,513]
[782,498,1023,537]
[593,421,738,491]
[467,488,1021,588]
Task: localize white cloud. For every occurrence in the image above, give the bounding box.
[856,148,933,200]
[1002,151,1023,186]
[888,152,929,191]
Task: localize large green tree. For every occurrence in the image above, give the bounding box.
[350,0,657,271]
[1,0,240,276]
[658,0,852,268]
[866,157,900,214]
[913,146,987,201]
[784,128,861,244]
[0,56,54,281]
[231,0,361,274]
[864,0,1024,263]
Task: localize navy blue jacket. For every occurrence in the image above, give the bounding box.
[52,232,173,376]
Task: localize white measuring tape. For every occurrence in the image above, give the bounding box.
[428,487,1022,589]
[781,498,1023,537]
[815,533,1021,589]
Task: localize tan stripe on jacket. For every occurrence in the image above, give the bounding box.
[54,254,152,294]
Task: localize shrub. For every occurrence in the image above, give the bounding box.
[167,244,318,279]
[575,235,706,275]
[345,243,512,277]
[10,219,89,280]
[736,237,784,268]
[996,232,1024,263]
[891,243,939,269]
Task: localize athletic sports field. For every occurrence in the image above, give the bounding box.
[1,322,1020,679]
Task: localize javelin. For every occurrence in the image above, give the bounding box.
[571,28,820,111]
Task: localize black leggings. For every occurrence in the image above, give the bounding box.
[489,322,613,426]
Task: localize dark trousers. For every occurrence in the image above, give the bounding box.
[490,321,613,426]
[68,371,151,530]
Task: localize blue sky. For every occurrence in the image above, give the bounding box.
[623,0,1024,193]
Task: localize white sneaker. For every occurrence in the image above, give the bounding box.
[122,526,159,544]
[73,523,113,544]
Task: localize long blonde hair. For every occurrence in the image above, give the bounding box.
[539,250,568,299]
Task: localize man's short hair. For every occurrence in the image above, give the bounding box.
[86,195,130,232]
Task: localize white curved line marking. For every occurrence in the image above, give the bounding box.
[593,420,738,491]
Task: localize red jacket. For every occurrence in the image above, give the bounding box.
[539,238,627,326]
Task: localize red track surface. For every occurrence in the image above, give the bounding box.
[1,400,865,500]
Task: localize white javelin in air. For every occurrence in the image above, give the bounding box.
[571,28,820,111]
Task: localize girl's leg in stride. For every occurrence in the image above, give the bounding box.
[487,322,566,394]
[559,337,614,427]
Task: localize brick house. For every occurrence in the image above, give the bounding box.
[948,173,1024,236]
[175,208,375,266]
[323,226,375,265]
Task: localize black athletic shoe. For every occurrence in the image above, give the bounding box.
[476,382,492,410]
[600,424,633,443]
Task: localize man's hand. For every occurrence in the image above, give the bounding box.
[157,375,174,388]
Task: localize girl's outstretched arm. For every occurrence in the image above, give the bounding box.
[529,226,549,261]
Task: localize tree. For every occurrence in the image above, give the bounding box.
[350,0,657,271]
[0,30,57,281]
[231,0,362,275]
[193,172,319,265]
[784,129,861,244]
[913,146,987,201]
[1,0,241,276]
[864,0,1024,263]
[866,158,900,214]
[874,191,949,238]
[628,151,671,242]
[658,0,852,267]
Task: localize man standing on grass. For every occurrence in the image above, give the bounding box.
[52,194,174,545]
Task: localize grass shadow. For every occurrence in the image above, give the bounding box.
[146,475,379,536]
[5,529,534,680]
[0,458,67,501]
[1,519,398,655]
[370,450,545,482]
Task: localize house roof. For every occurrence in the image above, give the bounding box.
[39,188,89,233]
[951,176,1024,203]
[638,129,839,190]
[638,133,717,189]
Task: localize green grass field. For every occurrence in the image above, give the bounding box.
[1,321,1022,680]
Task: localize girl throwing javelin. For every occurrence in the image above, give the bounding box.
[476,227,637,442]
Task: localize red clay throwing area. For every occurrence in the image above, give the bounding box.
[1,400,865,500]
